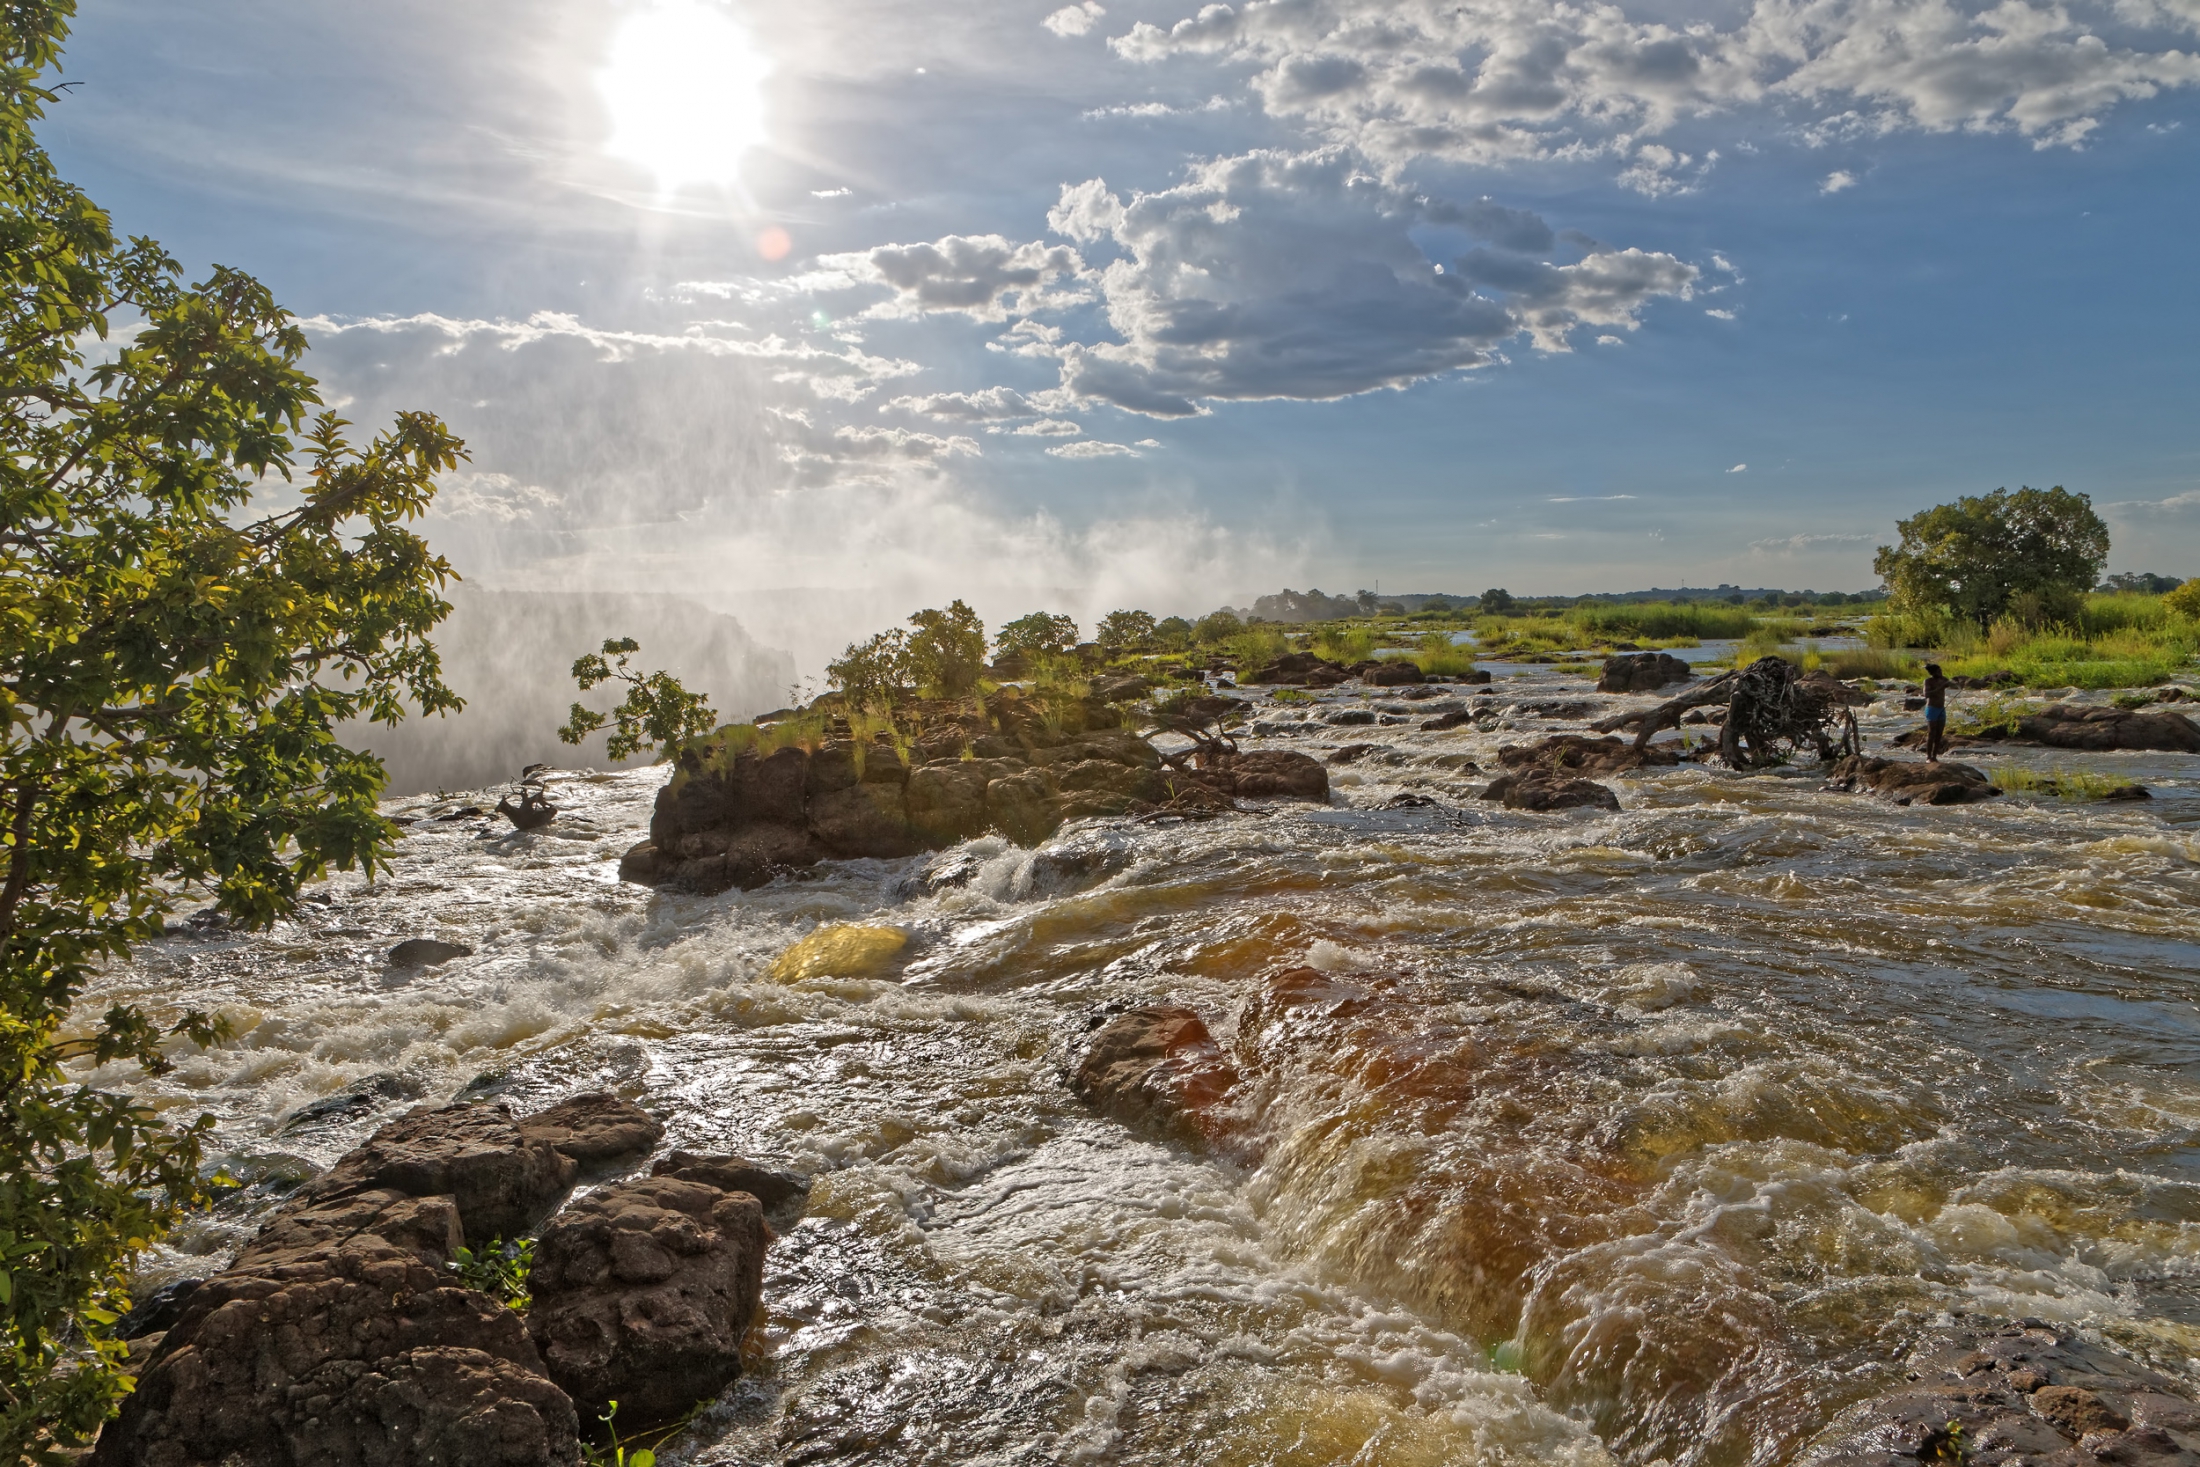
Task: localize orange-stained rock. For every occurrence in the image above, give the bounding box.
[1071,1006,1241,1148]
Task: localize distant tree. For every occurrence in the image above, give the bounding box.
[1821,591,1851,605]
[906,600,987,695]
[1725,593,1746,605]
[2164,579,2200,620]
[1355,589,1378,614]
[1479,588,1515,614]
[1153,616,1194,651]
[826,629,910,707]
[1095,608,1157,650]
[1421,596,1452,612]
[558,638,718,761]
[1192,610,1244,644]
[1875,486,2109,630]
[0,7,468,1447]
[995,611,1078,658]
[2101,571,2182,595]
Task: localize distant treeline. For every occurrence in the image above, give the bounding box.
[1218,584,1889,622]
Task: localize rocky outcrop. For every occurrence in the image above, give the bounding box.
[1495,735,1682,778]
[1480,769,1622,811]
[1801,1319,2200,1466]
[1598,652,1693,693]
[625,696,1191,893]
[1354,659,1425,686]
[97,1096,672,1467]
[1822,755,2001,806]
[525,1170,769,1431]
[651,1150,812,1233]
[1188,748,1329,801]
[1070,1006,1241,1149]
[1952,703,2200,753]
[1247,651,1347,686]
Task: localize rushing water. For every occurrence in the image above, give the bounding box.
[79,662,2200,1466]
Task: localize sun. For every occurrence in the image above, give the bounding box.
[598,0,771,194]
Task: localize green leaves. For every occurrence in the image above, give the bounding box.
[558,637,717,763]
[0,3,469,1451]
[1874,486,2110,632]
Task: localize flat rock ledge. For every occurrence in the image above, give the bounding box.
[1897,703,2200,754]
[621,694,1329,895]
[1822,755,2001,806]
[96,1093,805,1467]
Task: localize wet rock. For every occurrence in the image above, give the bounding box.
[1247,651,1346,685]
[1070,1006,1240,1148]
[1494,734,1681,778]
[1797,670,1873,707]
[2106,783,2154,801]
[1800,1319,2200,1466]
[2000,703,2200,753]
[650,1149,812,1233]
[389,937,473,968]
[495,789,558,831]
[1194,749,1330,800]
[1324,708,1377,726]
[1359,660,1425,686]
[515,1092,664,1175]
[116,1278,204,1341]
[525,1173,769,1430]
[1821,755,2001,806]
[1480,769,1622,812]
[277,1071,426,1132]
[1088,673,1151,702]
[282,1103,578,1251]
[1598,652,1693,693]
[94,1249,578,1467]
[807,780,923,859]
[1328,743,1380,765]
[1422,709,1476,731]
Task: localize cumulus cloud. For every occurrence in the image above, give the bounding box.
[1008,418,1085,435]
[1033,150,1696,416]
[884,385,1049,420]
[818,235,1089,321]
[1822,169,1859,192]
[1047,439,1142,457]
[1111,0,2200,168]
[2103,489,2200,515]
[1749,531,1876,552]
[1729,463,1749,472]
[1045,1,1107,37]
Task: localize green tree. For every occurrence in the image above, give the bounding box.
[994,611,1078,658]
[1152,616,1194,651]
[905,601,986,696]
[557,638,717,761]
[2164,579,2200,620]
[1094,609,1156,652]
[1479,588,1515,614]
[1191,611,1243,645]
[1875,486,2110,630]
[825,629,909,707]
[0,6,466,1449]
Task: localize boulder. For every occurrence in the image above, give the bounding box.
[281,1104,576,1251]
[1480,769,1622,811]
[1800,1319,2200,1466]
[806,780,922,859]
[1422,709,1476,731]
[1597,652,1693,693]
[1821,755,2001,806]
[1246,651,1343,685]
[515,1092,663,1175]
[1360,660,1425,686]
[1193,749,1330,800]
[1070,1006,1240,1149]
[93,1250,578,1467]
[1796,670,1872,707]
[2010,703,2200,753]
[388,938,472,969]
[1495,735,1681,777]
[1089,673,1151,702]
[650,1150,812,1233]
[525,1173,769,1430]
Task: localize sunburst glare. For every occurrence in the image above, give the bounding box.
[598,0,770,194]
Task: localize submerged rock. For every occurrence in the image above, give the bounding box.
[1070,1006,1241,1149]
[389,937,473,968]
[515,1092,664,1176]
[1821,755,2001,806]
[1495,734,1681,778]
[1480,769,1623,811]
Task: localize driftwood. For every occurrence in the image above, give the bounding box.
[497,786,559,831]
[1591,657,1858,769]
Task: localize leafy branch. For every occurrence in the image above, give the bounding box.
[558,637,717,762]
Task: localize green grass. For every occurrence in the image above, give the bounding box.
[1567,600,1758,640]
[1863,593,2196,690]
[1228,627,1290,669]
[1989,766,2128,800]
[1311,625,1378,663]
[1820,647,1917,679]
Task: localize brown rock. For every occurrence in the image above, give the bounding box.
[1362,660,1425,686]
[2032,1384,2129,1437]
[1050,758,1168,801]
[1071,1006,1240,1148]
[1422,709,1476,731]
[1196,749,1329,800]
[1598,652,1693,693]
[525,1175,769,1431]
[1821,755,2001,806]
[291,1103,577,1250]
[1480,769,1621,811]
[1495,734,1680,777]
[649,1149,812,1232]
[516,1092,663,1174]
[904,762,994,844]
[806,781,921,859]
[93,1249,577,1467]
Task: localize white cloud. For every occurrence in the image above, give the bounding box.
[1749,531,1875,552]
[811,186,852,198]
[1047,439,1142,457]
[433,471,562,522]
[1596,334,1625,345]
[1044,1,1107,38]
[1111,0,2200,166]
[1729,463,1749,473]
[884,386,1049,421]
[1822,169,1859,193]
[818,235,1089,321]
[1706,307,1737,319]
[1548,494,1640,502]
[2103,489,2200,515]
[1009,418,1085,436]
[1035,150,1696,416]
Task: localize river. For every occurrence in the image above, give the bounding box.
[80,661,2200,1466]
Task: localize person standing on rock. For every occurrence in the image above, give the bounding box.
[1922,662,1949,764]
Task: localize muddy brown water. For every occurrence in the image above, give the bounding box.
[80,663,2200,1466]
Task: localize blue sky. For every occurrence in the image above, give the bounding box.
[35,0,2200,655]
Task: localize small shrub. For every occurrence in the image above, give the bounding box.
[1228,627,1289,669]
[1821,648,1915,679]
[1312,625,1377,664]
[449,1238,533,1310]
[1988,767,2126,800]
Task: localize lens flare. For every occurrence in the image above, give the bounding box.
[598,0,771,193]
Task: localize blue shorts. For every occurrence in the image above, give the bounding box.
[1924,707,1946,724]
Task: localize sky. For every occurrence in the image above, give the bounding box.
[33,0,2200,662]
